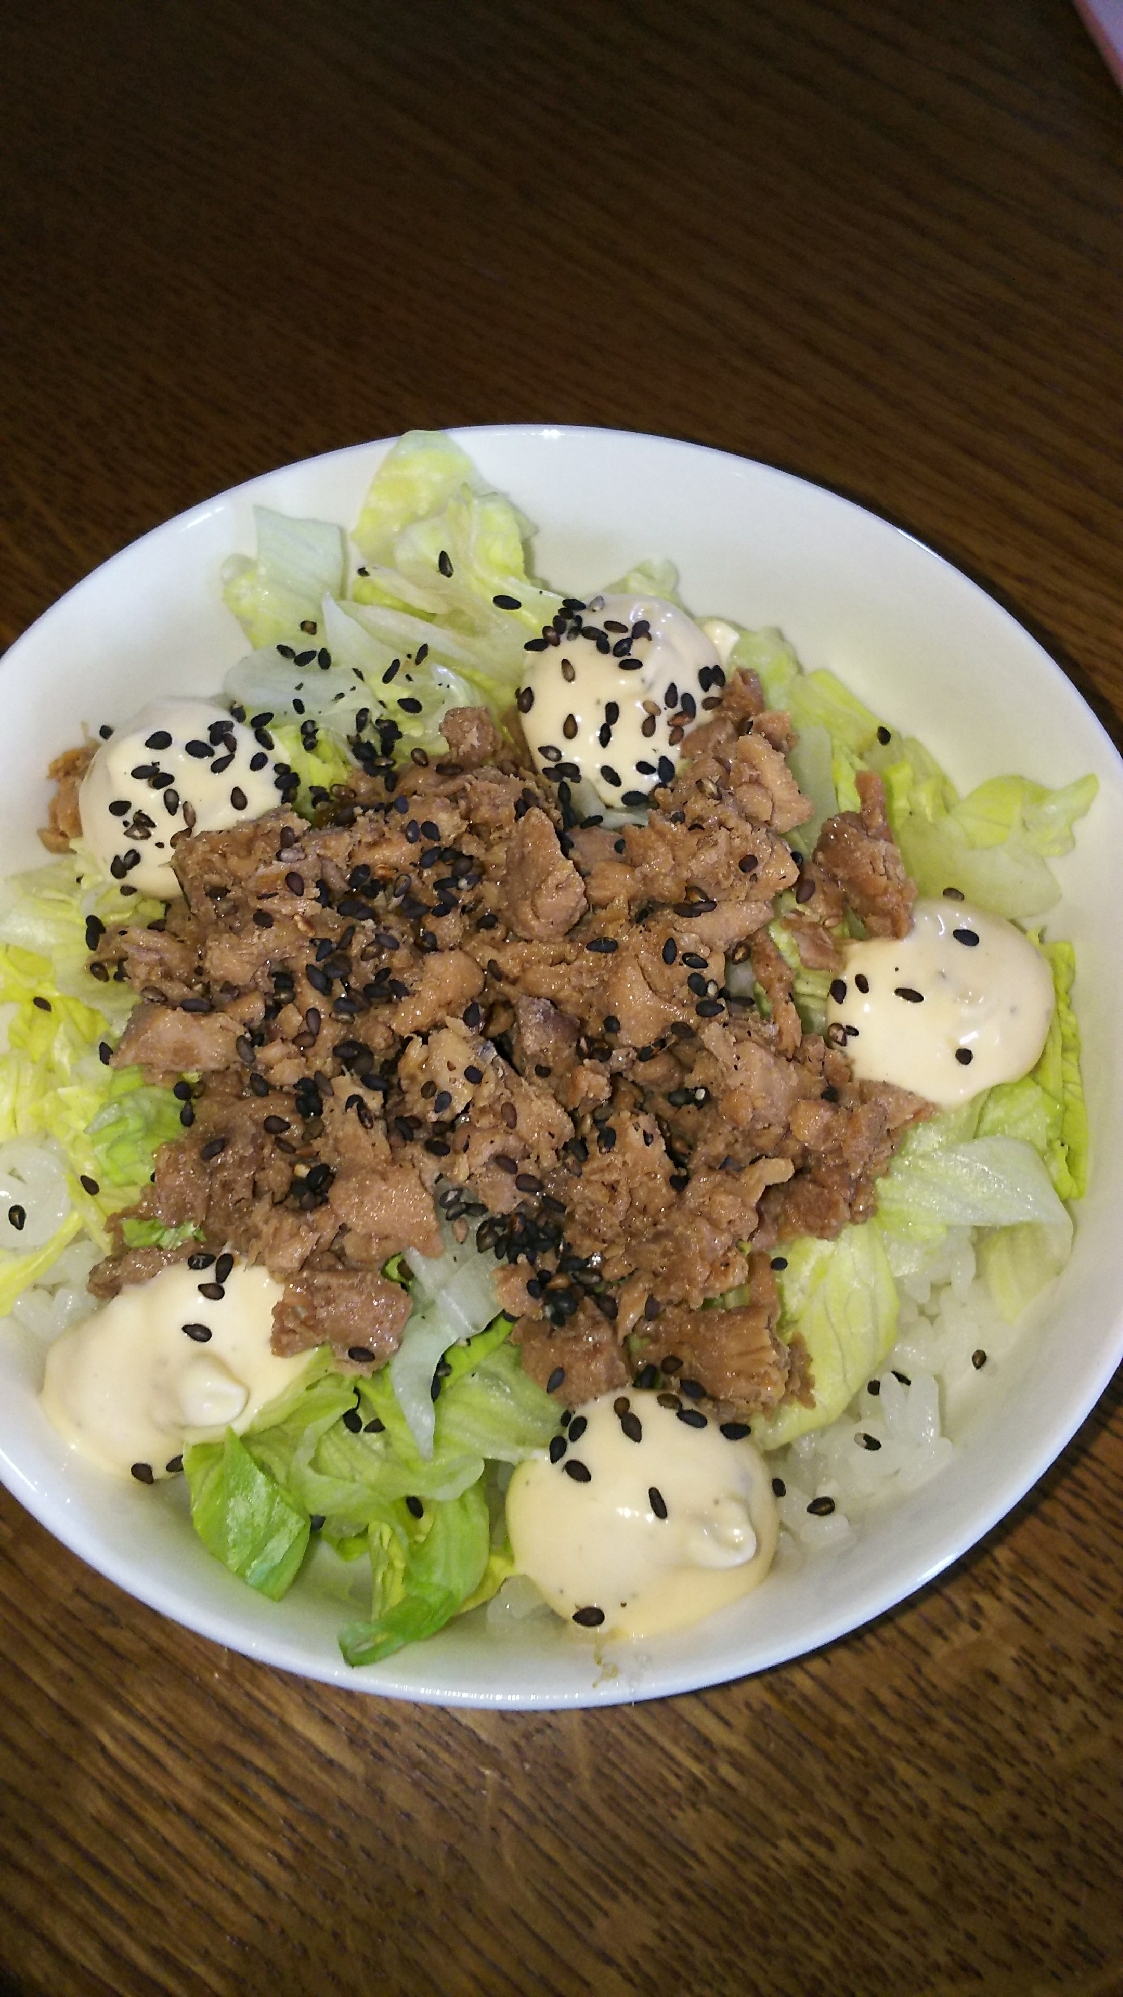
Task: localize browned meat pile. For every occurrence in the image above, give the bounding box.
[74,669,926,1417]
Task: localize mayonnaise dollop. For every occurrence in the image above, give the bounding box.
[825,897,1055,1107]
[519,595,722,810]
[80,698,284,898]
[506,1390,778,1639]
[40,1260,308,1480]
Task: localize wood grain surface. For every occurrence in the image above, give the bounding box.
[1,3,1122,1993]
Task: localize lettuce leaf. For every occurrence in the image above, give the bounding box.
[223,507,346,649]
[184,1429,311,1601]
[880,754,1097,920]
[337,1480,491,1667]
[752,1223,899,1450]
[976,1221,1072,1324]
[0,849,162,1013]
[958,941,1086,1206]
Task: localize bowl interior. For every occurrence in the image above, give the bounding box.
[2,425,1120,1708]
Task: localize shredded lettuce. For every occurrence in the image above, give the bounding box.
[182,1323,555,1661]
[0,931,182,1256]
[222,430,569,763]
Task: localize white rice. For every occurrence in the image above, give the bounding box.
[8,1232,102,1341]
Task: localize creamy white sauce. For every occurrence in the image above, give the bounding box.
[80,698,284,899]
[40,1260,309,1480]
[520,595,722,810]
[506,1389,778,1639]
[826,897,1055,1107]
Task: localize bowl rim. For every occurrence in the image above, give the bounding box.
[2,420,1121,1709]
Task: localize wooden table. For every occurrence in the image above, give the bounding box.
[2,4,1121,1991]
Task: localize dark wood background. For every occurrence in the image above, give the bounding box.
[2,4,1122,1993]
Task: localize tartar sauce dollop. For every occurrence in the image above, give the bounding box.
[506,1390,778,1639]
[80,698,284,899]
[519,595,723,810]
[41,1260,307,1480]
[825,897,1055,1106]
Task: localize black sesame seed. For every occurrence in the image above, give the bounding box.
[648,1487,668,1520]
[620,1412,643,1443]
[7,1205,26,1231]
[772,1478,786,1497]
[971,1348,987,1368]
[953,928,980,947]
[181,1322,212,1343]
[342,1408,363,1433]
[79,1175,100,1196]
[586,936,618,953]
[572,1605,604,1626]
[546,1366,566,1394]
[943,886,965,900]
[230,787,247,811]
[829,978,847,1004]
[130,1462,155,1484]
[856,1432,882,1450]
[200,1138,227,1161]
[197,1281,225,1301]
[807,1495,836,1516]
[549,1434,568,1463]
[894,986,924,1003]
[214,1253,234,1283]
[720,1421,751,1440]
[877,725,892,744]
[494,594,522,610]
[634,1364,659,1390]
[855,973,869,993]
[955,1047,974,1065]
[563,1460,592,1483]
[599,766,622,787]
[676,1408,707,1429]
[285,872,305,896]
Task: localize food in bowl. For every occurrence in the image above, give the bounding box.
[0,431,1096,1664]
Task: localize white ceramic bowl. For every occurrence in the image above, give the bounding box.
[1,426,1120,1709]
